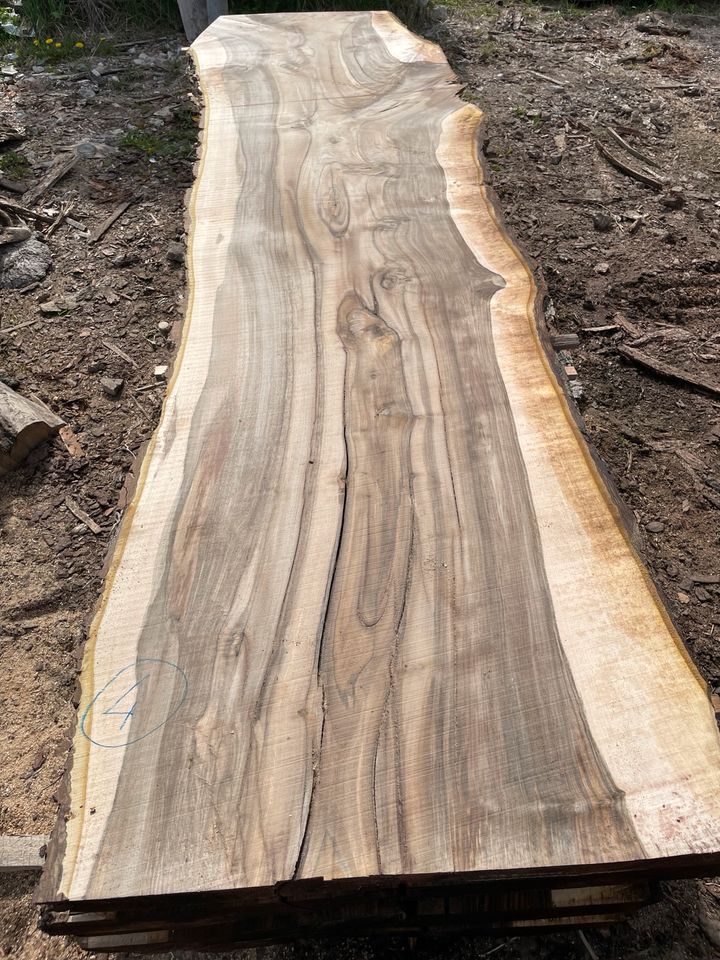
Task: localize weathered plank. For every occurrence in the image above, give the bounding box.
[39,10,720,945]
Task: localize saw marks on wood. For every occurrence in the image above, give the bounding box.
[41,11,720,912]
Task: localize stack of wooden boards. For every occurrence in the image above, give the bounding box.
[38,11,720,951]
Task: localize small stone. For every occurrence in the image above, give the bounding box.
[564,364,578,381]
[2,375,20,391]
[695,586,712,603]
[0,237,52,289]
[689,572,720,585]
[166,241,185,264]
[660,189,685,210]
[592,212,615,233]
[677,591,691,605]
[594,262,610,275]
[88,360,106,374]
[39,300,63,315]
[0,226,31,246]
[665,563,679,579]
[112,252,136,268]
[646,520,665,534]
[157,320,171,334]
[154,364,169,380]
[75,140,116,159]
[101,377,124,398]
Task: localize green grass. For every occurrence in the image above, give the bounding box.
[0,151,31,181]
[15,0,181,35]
[14,34,97,62]
[120,106,198,166]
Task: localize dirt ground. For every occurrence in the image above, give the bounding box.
[1,3,720,960]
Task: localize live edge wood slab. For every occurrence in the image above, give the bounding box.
[39,11,720,950]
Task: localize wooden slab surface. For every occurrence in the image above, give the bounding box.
[40,11,720,910]
[0,835,46,873]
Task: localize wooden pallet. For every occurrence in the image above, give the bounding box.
[37,11,720,950]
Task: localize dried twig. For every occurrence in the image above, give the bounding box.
[114,36,174,49]
[23,154,78,207]
[90,198,134,244]
[618,344,720,399]
[652,80,699,90]
[102,338,139,369]
[636,20,690,37]
[596,141,664,189]
[132,394,153,423]
[527,68,567,86]
[479,940,519,959]
[65,496,102,535]
[45,201,75,238]
[605,126,659,170]
[0,197,52,223]
[578,930,599,960]
[0,318,39,336]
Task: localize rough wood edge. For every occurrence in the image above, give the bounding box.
[430,77,710,696]
[35,49,207,906]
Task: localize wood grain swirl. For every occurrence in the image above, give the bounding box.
[40,11,720,913]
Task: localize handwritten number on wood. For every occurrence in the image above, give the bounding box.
[81,659,188,749]
[102,674,151,731]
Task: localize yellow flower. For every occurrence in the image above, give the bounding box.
[45,37,52,44]
[54,41,61,47]
[33,38,40,45]
[74,41,84,48]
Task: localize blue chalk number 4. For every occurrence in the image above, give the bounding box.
[80,659,188,748]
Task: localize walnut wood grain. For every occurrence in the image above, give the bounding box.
[40,11,720,920]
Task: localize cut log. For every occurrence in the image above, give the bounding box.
[0,381,64,474]
[37,12,720,951]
